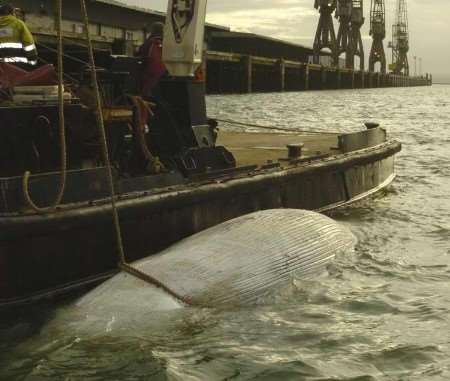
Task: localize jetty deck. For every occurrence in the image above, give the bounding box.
[217,131,339,166]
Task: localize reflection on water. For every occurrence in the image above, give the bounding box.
[2,86,450,380]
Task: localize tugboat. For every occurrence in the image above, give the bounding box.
[0,0,401,307]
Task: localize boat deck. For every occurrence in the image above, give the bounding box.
[217,131,341,167]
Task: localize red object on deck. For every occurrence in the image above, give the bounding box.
[137,37,167,97]
[0,63,58,89]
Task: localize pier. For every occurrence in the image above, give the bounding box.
[32,29,431,96]
[205,51,431,94]
[19,0,432,96]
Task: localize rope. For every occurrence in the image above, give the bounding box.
[128,96,167,174]
[212,117,339,135]
[22,0,67,213]
[119,263,192,305]
[79,0,190,306]
[37,55,79,84]
[36,41,93,68]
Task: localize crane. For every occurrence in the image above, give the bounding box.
[369,0,386,73]
[312,0,338,66]
[390,0,409,75]
[155,0,234,172]
[335,0,352,65]
[162,0,207,77]
[336,0,365,71]
[348,0,365,71]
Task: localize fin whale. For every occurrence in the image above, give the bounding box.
[69,209,356,333]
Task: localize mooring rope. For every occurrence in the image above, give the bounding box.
[79,0,191,305]
[37,55,79,84]
[22,0,67,213]
[36,41,95,68]
[211,117,339,135]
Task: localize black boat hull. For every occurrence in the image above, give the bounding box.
[0,140,401,307]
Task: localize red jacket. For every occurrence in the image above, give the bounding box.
[137,36,166,97]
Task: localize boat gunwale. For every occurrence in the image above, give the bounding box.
[0,139,401,237]
[0,140,401,308]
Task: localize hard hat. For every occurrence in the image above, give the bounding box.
[151,22,164,38]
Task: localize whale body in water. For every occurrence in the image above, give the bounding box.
[61,209,356,334]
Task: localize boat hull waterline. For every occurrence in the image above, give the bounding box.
[0,138,400,307]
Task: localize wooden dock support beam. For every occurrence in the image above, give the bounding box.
[304,65,310,91]
[241,55,253,93]
[278,59,286,92]
[321,67,327,90]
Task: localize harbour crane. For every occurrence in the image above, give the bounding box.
[335,0,352,65]
[336,0,365,71]
[369,0,386,73]
[390,0,409,75]
[312,0,338,66]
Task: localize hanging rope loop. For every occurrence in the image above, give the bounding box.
[22,0,67,213]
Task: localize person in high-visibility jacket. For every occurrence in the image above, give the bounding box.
[0,3,37,66]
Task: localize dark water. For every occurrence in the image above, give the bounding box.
[2,86,450,380]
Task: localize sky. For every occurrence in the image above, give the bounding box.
[121,0,450,80]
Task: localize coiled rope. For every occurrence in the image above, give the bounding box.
[79,0,190,305]
[22,0,67,213]
[211,117,339,135]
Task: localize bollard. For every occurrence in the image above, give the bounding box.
[365,122,380,130]
[287,143,304,159]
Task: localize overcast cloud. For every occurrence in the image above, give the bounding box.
[122,0,449,79]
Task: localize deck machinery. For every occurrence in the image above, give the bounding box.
[336,0,365,71]
[0,0,235,180]
[390,0,409,75]
[313,0,338,66]
[369,0,386,73]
